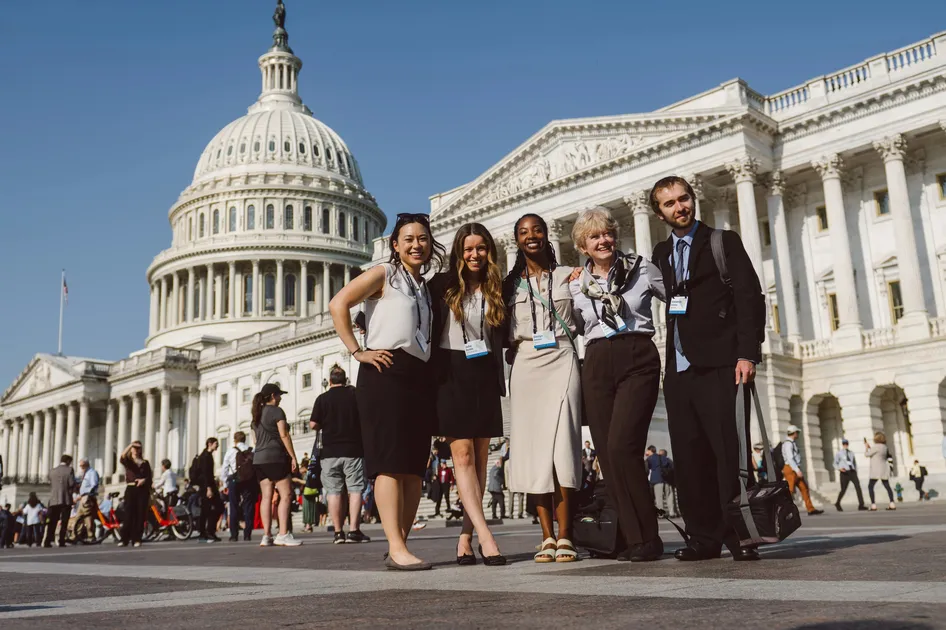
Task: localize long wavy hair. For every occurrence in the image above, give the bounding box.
[444,223,505,329]
[251,392,272,428]
[501,213,558,306]
[388,213,446,275]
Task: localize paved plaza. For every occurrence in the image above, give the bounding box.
[1,502,945,628]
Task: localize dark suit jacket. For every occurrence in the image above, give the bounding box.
[428,273,508,396]
[652,222,764,368]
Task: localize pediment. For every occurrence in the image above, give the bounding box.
[430,110,740,223]
[2,354,82,404]
[873,254,898,270]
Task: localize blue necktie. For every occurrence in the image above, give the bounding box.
[674,240,688,360]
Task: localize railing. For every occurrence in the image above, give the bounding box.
[887,38,938,74]
[798,338,833,359]
[824,63,870,95]
[931,316,946,338]
[861,326,897,349]
[765,84,810,116]
[110,347,200,377]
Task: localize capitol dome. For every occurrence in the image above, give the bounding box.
[144,1,385,351]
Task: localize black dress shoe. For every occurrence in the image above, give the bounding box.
[834,503,843,512]
[808,509,824,515]
[674,544,721,561]
[731,547,760,562]
[857,505,869,511]
[630,537,664,562]
[457,553,476,566]
[478,544,507,567]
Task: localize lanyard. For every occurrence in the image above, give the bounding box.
[459,292,486,345]
[401,268,432,343]
[525,270,555,335]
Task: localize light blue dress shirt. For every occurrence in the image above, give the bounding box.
[670,221,700,372]
[79,467,100,497]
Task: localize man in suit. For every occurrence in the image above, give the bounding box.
[44,454,76,548]
[650,175,765,562]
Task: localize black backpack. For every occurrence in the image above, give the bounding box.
[188,454,202,486]
[770,442,786,481]
[235,448,255,483]
[710,228,767,343]
[659,457,676,487]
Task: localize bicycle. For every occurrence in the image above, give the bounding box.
[68,492,122,544]
[143,491,194,541]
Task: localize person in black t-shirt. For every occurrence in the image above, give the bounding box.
[310,365,371,544]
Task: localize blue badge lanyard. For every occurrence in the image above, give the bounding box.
[401,268,432,344]
[459,293,486,345]
[525,270,555,335]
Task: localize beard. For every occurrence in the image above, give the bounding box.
[662,208,695,230]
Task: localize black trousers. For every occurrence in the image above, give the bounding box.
[120,485,149,544]
[582,335,661,547]
[43,504,70,547]
[868,478,894,504]
[664,365,746,552]
[490,491,506,519]
[836,470,865,507]
[228,478,258,540]
[200,485,223,538]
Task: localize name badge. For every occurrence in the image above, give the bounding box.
[600,314,628,338]
[532,330,558,350]
[415,330,430,354]
[464,339,488,359]
[669,296,689,316]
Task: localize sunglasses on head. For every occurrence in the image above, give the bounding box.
[396,212,430,224]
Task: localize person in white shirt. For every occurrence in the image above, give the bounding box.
[221,431,256,542]
[833,438,867,511]
[159,459,179,506]
[781,426,823,516]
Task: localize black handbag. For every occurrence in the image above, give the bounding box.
[727,383,801,548]
[572,478,627,559]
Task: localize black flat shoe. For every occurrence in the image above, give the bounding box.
[674,544,721,561]
[478,544,507,566]
[630,537,664,562]
[731,547,760,562]
[457,553,476,566]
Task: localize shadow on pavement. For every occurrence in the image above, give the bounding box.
[793,621,934,630]
[762,534,907,559]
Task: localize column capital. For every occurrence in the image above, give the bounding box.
[873,134,907,163]
[289,363,298,376]
[725,157,759,184]
[765,170,787,197]
[812,154,844,180]
[314,355,324,369]
[188,386,199,396]
[685,174,706,199]
[546,218,565,240]
[623,190,650,215]
[229,378,239,388]
[495,235,516,251]
[160,385,172,394]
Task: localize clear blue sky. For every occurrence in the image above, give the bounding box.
[0,0,940,386]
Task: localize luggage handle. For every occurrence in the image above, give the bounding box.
[734,382,775,544]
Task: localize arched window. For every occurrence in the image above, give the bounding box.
[193,284,200,320]
[247,205,256,230]
[227,145,233,156]
[265,204,275,229]
[264,273,276,312]
[240,142,246,154]
[284,205,294,230]
[338,211,347,238]
[285,274,296,310]
[363,221,369,243]
[352,216,359,242]
[228,207,237,232]
[321,208,330,234]
[188,218,193,241]
[284,140,291,153]
[306,275,316,304]
[223,275,230,317]
[212,209,220,234]
[268,140,276,152]
[199,214,205,237]
[303,206,313,231]
[253,140,260,153]
[299,142,306,155]
[244,275,253,314]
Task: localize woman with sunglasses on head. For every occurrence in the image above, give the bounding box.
[428,222,507,567]
[569,206,667,562]
[503,213,583,563]
[330,212,445,571]
[118,440,152,548]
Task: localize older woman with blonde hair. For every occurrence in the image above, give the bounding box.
[568,206,667,561]
[864,431,896,511]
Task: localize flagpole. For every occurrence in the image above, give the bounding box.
[58,269,65,355]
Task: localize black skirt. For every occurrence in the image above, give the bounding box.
[356,350,435,479]
[435,349,504,439]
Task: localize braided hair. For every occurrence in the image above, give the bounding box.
[501,213,558,307]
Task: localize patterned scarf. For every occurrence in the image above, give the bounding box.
[579,250,642,330]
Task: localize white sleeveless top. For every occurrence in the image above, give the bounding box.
[364,263,432,362]
[439,288,492,352]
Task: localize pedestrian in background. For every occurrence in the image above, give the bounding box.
[221,431,256,542]
[833,438,867,511]
[781,426,823,516]
[488,459,506,520]
[44,454,75,548]
[865,432,896,511]
[909,460,928,501]
[118,442,151,547]
[19,493,44,547]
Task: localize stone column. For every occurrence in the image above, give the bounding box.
[276,259,285,316]
[158,386,171,467]
[228,262,236,319]
[214,272,223,320]
[766,172,801,342]
[19,417,31,479]
[104,401,116,478]
[205,264,215,321]
[41,408,53,478]
[873,135,929,340]
[0,423,9,479]
[53,405,64,462]
[299,260,309,318]
[115,396,128,482]
[144,389,156,465]
[547,220,564,262]
[323,262,331,305]
[617,215,635,255]
[171,272,181,327]
[625,192,654,259]
[65,402,77,458]
[812,154,862,350]
[130,393,142,443]
[344,265,351,286]
[186,267,196,323]
[187,388,200,466]
[149,284,157,335]
[726,157,766,285]
[77,398,90,462]
[252,260,261,317]
[689,174,705,222]
[712,189,733,230]
[230,379,240,436]
[9,419,20,480]
[901,379,946,474]
[29,413,41,480]
[159,277,167,330]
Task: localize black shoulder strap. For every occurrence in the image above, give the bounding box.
[710,228,730,288]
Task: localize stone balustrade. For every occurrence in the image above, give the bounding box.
[861,326,898,350]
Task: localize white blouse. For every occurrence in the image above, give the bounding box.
[364,263,432,362]
[440,289,491,352]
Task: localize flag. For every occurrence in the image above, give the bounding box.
[62,274,68,305]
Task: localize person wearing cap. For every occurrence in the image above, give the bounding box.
[251,382,303,547]
[751,443,767,483]
[833,438,867,511]
[780,426,823,516]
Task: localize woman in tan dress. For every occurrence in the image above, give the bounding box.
[502,213,582,563]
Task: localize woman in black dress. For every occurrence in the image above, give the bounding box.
[429,223,507,566]
[329,213,445,571]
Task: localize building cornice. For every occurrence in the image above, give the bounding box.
[198,322,339,371]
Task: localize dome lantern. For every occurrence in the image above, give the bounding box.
[250,0,306,115]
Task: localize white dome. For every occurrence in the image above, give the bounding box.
[193,109,363,186]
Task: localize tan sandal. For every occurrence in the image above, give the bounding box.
[534,537,557,563]
[555,538,578,562]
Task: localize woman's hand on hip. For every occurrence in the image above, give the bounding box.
[355,349,393,371]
